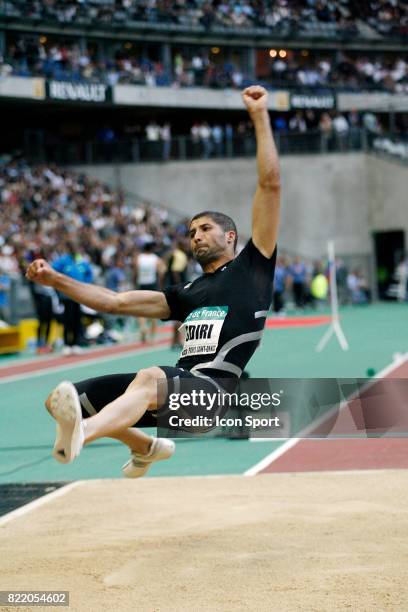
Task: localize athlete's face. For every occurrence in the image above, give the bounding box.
[189,216,234,265]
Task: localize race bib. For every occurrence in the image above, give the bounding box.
[180,306,228,358]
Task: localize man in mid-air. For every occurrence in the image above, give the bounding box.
[26,85,281,477]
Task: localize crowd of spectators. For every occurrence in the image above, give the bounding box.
[0,156,200,347]
[264,52,407,94]
[272,256,371,313]
[30,109,382,166]
[102,110,380,160]
[3,36,407,94]
[186,111,368,158]
[4,0,406,38]
[0,157,193,271]
[356,0,408,37]
[0,156,192,294]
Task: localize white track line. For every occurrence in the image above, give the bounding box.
[0,344,169,384]
[244,352,408,476]
[0,481,84,527]
[244,438,299,476]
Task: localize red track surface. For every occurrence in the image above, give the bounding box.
[266,315,331,328]
[261,439,408,472]
[0,332,172,379]
[261,358,408,473]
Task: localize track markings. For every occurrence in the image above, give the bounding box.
[245,353,408,475]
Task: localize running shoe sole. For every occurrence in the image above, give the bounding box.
[46,381,84,464]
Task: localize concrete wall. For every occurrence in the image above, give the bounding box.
[114,85,290,111]
[73,153,398,262]
[72,154,376,257]
[366,155,408,236]
[279,154,371,258]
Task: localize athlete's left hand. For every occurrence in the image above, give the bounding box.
[241,86,268,115]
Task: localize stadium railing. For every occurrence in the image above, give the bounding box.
[24,129,367,165]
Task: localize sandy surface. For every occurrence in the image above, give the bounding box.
[1,471,408,611]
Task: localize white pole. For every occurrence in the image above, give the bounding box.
[316,240,349,352]
[328,241,339,321]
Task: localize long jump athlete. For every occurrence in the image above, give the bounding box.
[26,85,280,477]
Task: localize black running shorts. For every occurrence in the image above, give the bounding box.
[73,366,231,429]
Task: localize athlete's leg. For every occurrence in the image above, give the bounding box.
[83,367,167,443]
[45,371,174,470]
[46,373,156,453]
[45,367,167,445]
[105,427,152,455]
[74,375,174,477]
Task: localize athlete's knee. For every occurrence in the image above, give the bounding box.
[127,367,167,409]
[133,367,165,386]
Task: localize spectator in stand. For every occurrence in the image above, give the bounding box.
[289,112,307,133]
[272,256,287,314]
[166,240,189,349]
[274,116,288,133]
[332,112,350,150]
[363,112,383,135]
[161,123,172,161]
[288,256,307,309]
[191,122,201,157]
[336,259,350,305]
[347,268,370,304]
[52,241,94,355]
[235,121,248,156]
[134,242,165,343]
[145,120,161,159]
[97,125,116,161]
[191,53,206,86]
[30,282,57,353]
[310,262,329,309]
[199,122,212,159]
[0,267,10,324]
[0,245,19,277]
[212,124,224,157]
[105,255,127,293]
[319,112,333,150]
[173,52,184,85]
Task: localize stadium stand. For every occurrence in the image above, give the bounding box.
[3,35,407,93]
[0,0,405,161]
[3,0,406,39]
[0,0,406,323]
[0,158,185,270]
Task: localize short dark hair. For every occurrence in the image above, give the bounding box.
[189,211,238,251]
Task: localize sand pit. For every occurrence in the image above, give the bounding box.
[1,471,408,611]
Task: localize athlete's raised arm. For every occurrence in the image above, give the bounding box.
[26,259,170,319]
[242,85,280,258]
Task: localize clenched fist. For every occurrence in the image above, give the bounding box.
[242,85,268,115]
[26,259,58,287]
